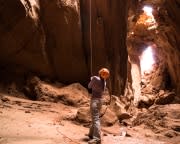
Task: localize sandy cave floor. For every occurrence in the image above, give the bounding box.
[0,94,178,144]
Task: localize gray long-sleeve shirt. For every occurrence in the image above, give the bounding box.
[88,76,106,98]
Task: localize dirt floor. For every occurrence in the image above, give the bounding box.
[1,92,179,144]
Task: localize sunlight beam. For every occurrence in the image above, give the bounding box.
[140,46,155,75]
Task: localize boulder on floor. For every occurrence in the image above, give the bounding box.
[24,76,89,107]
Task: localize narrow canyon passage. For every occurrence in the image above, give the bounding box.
[0,0,179,144]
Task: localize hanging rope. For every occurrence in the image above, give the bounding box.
[56,127,80,144]
[89,0,112,118]
[89,0,93,75]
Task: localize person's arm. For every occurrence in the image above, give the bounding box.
[88,76,94,89]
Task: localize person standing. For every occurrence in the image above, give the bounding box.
[88,68,110,144]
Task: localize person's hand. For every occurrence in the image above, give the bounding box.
[90,76,93,80]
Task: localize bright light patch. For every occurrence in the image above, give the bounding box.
[136,5,158,30]
[143,6,153,16]
[140,46,155,75]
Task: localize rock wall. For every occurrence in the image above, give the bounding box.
[0,0,129,95]
[80,0,128,95]
[157,0,180,94]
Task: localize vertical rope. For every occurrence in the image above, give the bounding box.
[89,0,93,75]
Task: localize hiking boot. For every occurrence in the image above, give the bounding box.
[85,134,93,139]
[88,139,101,144]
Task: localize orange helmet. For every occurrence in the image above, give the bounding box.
[98,68,110,79]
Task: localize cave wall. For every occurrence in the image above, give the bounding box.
[80,0,128,95]
[0,0,129,95]
[0,0,88,84]
[157,0,180,94]
[38,0,88,84]
[0,0,52,76]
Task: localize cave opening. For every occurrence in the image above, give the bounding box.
[136,5,158,30]
[127,2,178,107]
[143,6,153,16]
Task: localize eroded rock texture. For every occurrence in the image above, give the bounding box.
[159,0,180,95]
[0,0,129,95]
[127,0,180,101]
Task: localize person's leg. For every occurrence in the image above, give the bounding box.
[88,99,94,138]
[89,99,102,143]
[93,100,101,140]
